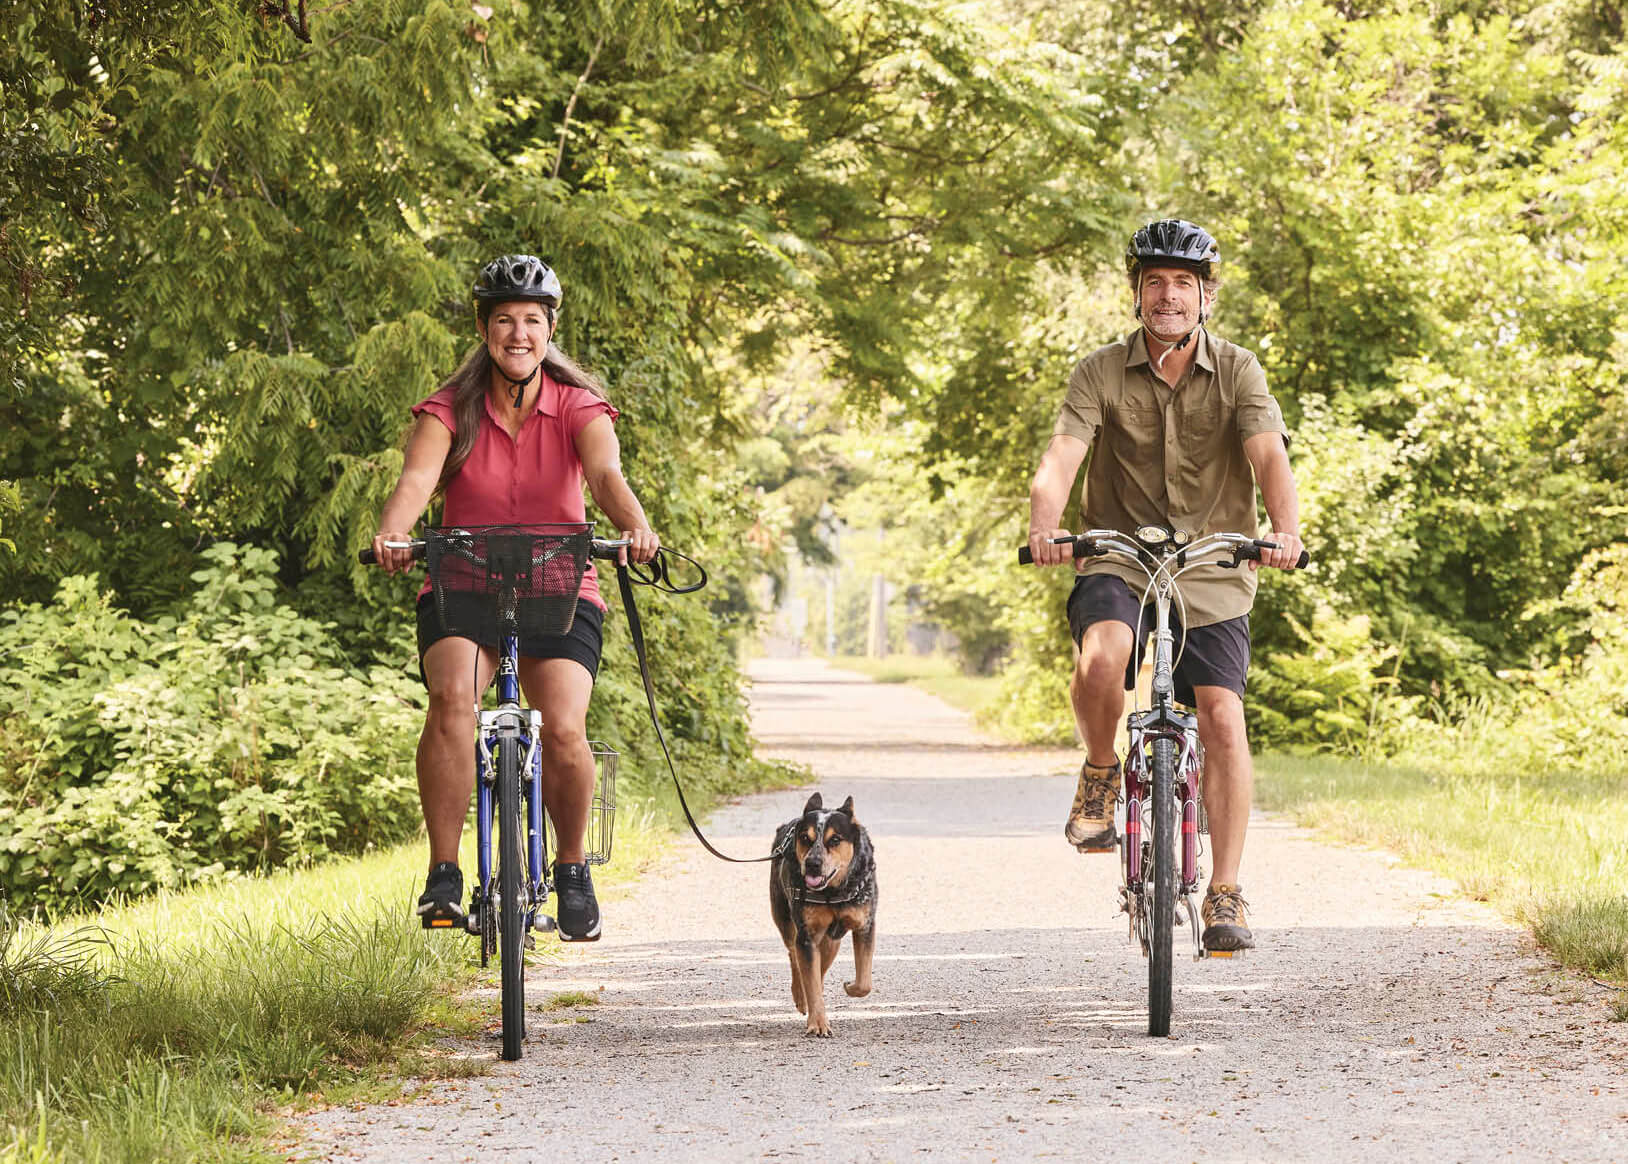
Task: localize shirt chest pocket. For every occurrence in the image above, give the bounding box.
[1176,401,1226,470]
[1109,405,1162,461]
[1175,400,1223,441]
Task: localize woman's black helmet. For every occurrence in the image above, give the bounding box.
[472,254,562,314]
[1125,219,1219,282]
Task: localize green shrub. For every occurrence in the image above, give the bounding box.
[0,545,425,914]
[1249,602,1420,757]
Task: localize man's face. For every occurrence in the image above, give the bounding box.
[1137,266,1206,342]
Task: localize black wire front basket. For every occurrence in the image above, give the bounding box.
[424,524,593,640]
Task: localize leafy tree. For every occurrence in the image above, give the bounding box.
[1,0,1135,900]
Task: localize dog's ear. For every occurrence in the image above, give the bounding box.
[838,795,855,820]
[803,792,823,814]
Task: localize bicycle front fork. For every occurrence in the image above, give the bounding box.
[1121,722,1207,960]
[473,710,552,933]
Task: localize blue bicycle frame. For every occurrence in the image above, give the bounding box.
[473,629,548,939]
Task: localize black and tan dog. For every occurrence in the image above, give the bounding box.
[770,792,877,1037]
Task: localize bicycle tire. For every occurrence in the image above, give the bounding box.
[1148,735,1176,1037]
[497,732,527,1061]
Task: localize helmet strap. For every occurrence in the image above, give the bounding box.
[1144,279,1209,373]
[497,361,542,410]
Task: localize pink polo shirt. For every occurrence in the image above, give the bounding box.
[412,372,619,610]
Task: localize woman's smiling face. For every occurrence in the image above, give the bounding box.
[480,300,554,379]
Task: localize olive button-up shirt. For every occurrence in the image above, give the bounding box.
[1052,328,1289,627]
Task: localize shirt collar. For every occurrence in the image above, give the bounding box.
[481,368,560,426]
[1126,327,1215,374]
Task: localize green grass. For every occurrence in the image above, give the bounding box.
[826,654,1004,722]
[0,810,671,1162]
[1256,752,1628,993]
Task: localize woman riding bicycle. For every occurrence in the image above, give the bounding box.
[372,254,659,941]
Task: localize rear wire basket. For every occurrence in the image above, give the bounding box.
[547,742,618,866]
[424,524,592,641]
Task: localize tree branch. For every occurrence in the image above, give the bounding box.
[553,34,606,181]
[258,1,313,44]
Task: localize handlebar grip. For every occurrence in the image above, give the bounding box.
[590,538,632,561]
[1246,543,1311,569]
[1019,538,1094,565]
[358,542,427,565]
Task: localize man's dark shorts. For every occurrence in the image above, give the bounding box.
[1067,574,1250,706]
[416,593,604,684]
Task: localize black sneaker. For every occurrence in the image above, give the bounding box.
[553,861,601,942]
[417,861,465,928]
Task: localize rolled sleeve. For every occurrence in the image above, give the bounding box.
[411,386,457,435]
[1232,354,1289,445]
[563,394,619,440]
[1053,357,1103,444]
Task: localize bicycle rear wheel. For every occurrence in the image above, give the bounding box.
[497,733,527,1061]
[1148,736,1176,1037]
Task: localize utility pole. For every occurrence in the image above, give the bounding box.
[825,571,836,656]
[866,574,887,658]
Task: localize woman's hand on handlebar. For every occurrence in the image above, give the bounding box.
[371,530,416,575]
[1026,528,1076,568]
[621,527,660,567]
[1252,530,1305,572]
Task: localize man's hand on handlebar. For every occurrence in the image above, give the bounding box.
[371,530,417,575]
[1026,528,1076,568]
[1252,530,1305,572]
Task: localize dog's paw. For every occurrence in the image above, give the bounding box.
[804,1019,833,1038]
[843,980,871,998]
[793,992,807,1015]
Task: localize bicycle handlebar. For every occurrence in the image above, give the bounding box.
[359,536,706,594]
[358,537,631,567]
[1018,532,1309,570]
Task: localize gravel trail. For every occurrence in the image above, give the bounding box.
[301,657,1627,1162]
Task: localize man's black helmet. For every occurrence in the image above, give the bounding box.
[1125,219,1219,282]
[472,254,562,312]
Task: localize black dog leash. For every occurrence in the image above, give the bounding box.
[612,553,780,865]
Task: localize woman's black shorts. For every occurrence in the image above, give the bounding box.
[416,592,604,683]
[1066,573,1250,706]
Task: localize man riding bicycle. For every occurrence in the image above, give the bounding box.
[1026,219,1304,953]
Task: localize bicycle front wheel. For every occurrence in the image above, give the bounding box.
[1148,736,1176,1037]
[497,732,527,1061]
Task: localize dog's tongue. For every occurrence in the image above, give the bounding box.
[804,873,826,889]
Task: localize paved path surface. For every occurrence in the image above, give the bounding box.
[301,657,1628,1162]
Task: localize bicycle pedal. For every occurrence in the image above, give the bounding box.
[1202,949,1244,959]
[531,913,557,934]
[420,905,467,930]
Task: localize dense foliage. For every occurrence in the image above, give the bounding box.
[0,547,424,910]
[761,0,1628,765]
[6,0,1624,912]
[1,1,1125,909]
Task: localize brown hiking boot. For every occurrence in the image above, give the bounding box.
[1201,883,1255,951]
[1064,758,1120,852]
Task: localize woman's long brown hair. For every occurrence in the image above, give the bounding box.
[434,311,610,496]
